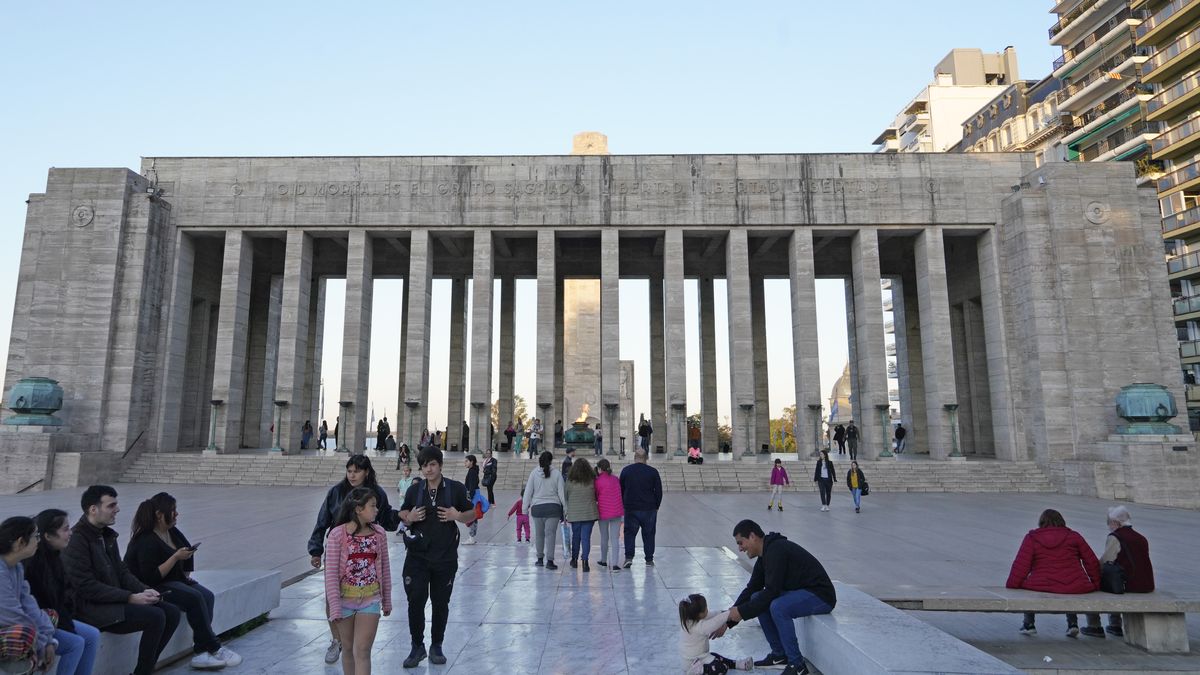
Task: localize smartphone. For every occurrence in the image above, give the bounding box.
[188,542,201,550]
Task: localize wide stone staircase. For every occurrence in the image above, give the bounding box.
[122,452,1056,493]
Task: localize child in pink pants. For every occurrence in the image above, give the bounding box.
[508,498,531,542]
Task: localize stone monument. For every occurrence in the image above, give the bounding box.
[0,377,68,492]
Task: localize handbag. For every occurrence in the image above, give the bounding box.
[861,481,870,496]
[1099,561,1126,594]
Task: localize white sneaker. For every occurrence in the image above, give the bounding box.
[190,651,226,670]
[465,536,476,545]
[215,646,242,666]
[324,638,341,664]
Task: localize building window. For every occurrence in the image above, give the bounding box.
[1035,151,1045,167]
[1003,124,1013,147]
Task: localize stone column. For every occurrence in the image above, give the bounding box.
[663,229,687,457]
[893,276,927,454]
[649,275,666,456]
[698,277,719,455]
[750,276,770,453]
[914,227,959,460]
[536,230,559,437]
[447,277,468,451]
[395,276,408,442]
[789,229,822,456]
[469,230,494,453]
[307,278,325,435]
[403,231,434,449]
[339,231,373,454]
[600,230,622,455]
[977,229,1020,460]
[154,232,195,453]
[850,228,887,459]
[554,276,565,434]
[726,230,758,458]
[498,276,516,442]
[211,231,253,453]
[275,230,313,453]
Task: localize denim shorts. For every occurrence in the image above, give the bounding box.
[345,601,381,617]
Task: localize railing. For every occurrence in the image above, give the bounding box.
[1168,251,1200,274]
[1137,0,1194,38]
[1174,294,1200,315]
[1180,339,1200,358]
[1159,156,1200,192]
[1074,85,1143,127]
[1162,203,1200,233]
[1055,8,1136,69]
[1152,116,1200,153]
[1145,25,1200,76]
[1077,122,1158,160]
[1064,46,1137,99]
[1051,0,1101,40]
[1147,71,1200,114]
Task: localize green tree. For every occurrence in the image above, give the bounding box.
[491,394,530,431]
[718,416,732,449]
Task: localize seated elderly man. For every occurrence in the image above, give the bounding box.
[1080,505,1155,638]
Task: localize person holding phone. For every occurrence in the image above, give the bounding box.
[124,492,241,670]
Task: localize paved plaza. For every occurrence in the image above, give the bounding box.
[1,485,1197,673]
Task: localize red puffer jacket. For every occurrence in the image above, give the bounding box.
[1005,526,1100,594]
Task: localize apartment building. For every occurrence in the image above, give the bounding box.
[874,48,1020,153]
[1136,0,1200,428]
[953,76,1067,165]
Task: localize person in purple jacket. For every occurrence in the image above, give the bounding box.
[593,459,624,572]
[768,459,790,511]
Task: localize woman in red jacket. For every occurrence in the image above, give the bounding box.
[1005,509,1100,637]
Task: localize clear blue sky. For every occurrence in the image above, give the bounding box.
[0,2,1059,435]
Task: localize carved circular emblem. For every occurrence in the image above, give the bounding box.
[1085,201,1111,225]
[926,180,938,194]
[232,182,243,196]
[71,205,94,228]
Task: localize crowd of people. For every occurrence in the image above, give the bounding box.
[0,486,241,674]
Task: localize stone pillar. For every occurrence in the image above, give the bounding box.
[447,277,468,451]
[726,230,758,458]
[469,230,494,453]
[663,229,687,457]
[850,228,887,459]
[750,276,770,453]
[789,229,822,456]
[211,231,253,453]
[403,231,434,449]
[600,230,622,455]
[394,276,408,443]
[307,278,325,436]
[536,230,559,438]
[275,230,313,453]
[893,276,927,454]
[698,277,719,455]
[339,231,373,454]
[554,276,565,435]
[977,229,1020,460]
[154,232,195,453]
[915,227,959,460]
[649,275,666,456]
[497,276,516,444]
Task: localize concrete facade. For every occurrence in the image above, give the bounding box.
[4,154,1197,506]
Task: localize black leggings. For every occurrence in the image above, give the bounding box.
[485,484,495,505]
[700,653,739,674]
[160,580,220,654]
[103,602,182,675]
[817,479,833,506]
[403,556,457,646]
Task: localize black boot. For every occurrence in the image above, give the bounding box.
[403,643,427,668]
[429,643,447,665]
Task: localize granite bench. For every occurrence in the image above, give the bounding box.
[792,583,1020,674]
[856,585,1200,654]
[93,569,281,675]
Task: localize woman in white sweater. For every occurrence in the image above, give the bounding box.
[522,451,567,570]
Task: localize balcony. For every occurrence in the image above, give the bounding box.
[1159,156,1200,194]
[1137,0,1200,46]
[885,343,897,356]
[1188,384,1200,402]
[1152,116,1200,160]
[1162,203,1200,234]
[1143,24,1200,83]
[1076,122,1157,161]
[1054,7,1138,72]
[1051,0,1124,45]
[1145,72,1200,121]
[901,112,930,133]
[1060,48,1143,113]
[1168,251,1200,276]
[1180,339,1200,359]
[884,320,895,334]
[1173,294,1200,317]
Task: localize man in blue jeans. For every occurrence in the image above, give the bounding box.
[717,519,836,675]
[618,449,662,567]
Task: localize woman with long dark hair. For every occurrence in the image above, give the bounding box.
[0,517,60,673]
[463,455,480,545]
[308,455,401,665]
[521,450,566,570]
[26,509,100,675]
[123,492,240,670]
[565,459,599,572]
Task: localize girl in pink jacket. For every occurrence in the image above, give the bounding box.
[768,459,790,511]
[324,487,392,675]
[594,458,625,572]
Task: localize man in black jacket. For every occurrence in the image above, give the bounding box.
[720,519,835,675]
[618,449,662,567]
[63,485,180,675]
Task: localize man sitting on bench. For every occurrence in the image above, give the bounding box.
[716,519,836,675]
